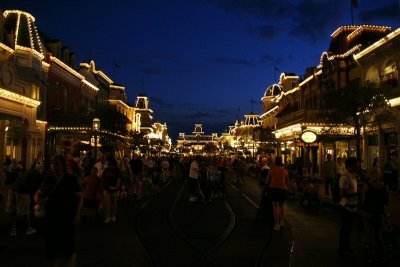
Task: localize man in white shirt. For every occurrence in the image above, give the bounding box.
[188,157,199,202]
[338,157,359,257]
[160,157,170,183]
[94,152,107,179]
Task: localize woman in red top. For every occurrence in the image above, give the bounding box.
[266,156,289,231]
[82,167,101,222]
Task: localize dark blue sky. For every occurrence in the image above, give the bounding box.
[2,0,399,141]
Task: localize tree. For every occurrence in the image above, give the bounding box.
[203,143,218,155]
[95,104,128,136]
[322,81,395,159]
[254,126,277,158]
[129,131,146,150]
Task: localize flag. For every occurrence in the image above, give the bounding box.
[352,0,359,8]
[274,66,280,73]
[114,62,120,68]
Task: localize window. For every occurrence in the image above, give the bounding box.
[383,61,397,81]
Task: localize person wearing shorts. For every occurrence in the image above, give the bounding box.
[266,156,289,232]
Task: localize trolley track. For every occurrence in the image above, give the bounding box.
[134,173,277,267]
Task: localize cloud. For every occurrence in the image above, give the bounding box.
[260,54,284,66]
[140,67,166,75]
[358,2,398,23]
[150,97,175,108]
[216,0,343,43]
[212,57,254,66]
[185,111,216,119]
[204,121,232,134]
[217,0,295,19]
[216,109,232,115]
[249,24,281,39]
[290,0,341,42]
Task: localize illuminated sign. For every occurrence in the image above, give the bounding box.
[300,130,317,143]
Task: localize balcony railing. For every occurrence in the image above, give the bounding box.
[276,109,305,128]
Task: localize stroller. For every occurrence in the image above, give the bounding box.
[256,187,274,223]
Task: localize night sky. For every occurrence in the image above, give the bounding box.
[1,0,399,141]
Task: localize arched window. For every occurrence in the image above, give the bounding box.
[365,66,380,85]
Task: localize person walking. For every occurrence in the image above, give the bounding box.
[82,151,95,177]
[235,157,246,185]
[160,157,170,183]
[129,153,144,200]
[188,156,200,202]
[338,157,359,257]
[119,155,132,199]
[101,156,122,223]
[94,151,107,212]
[383,156,394,191]
[81,167,101,223]
[266,156,289,232]
[33,155,83,267]
[323,154,336,197]
[361,168,389,263]
[6,163,42,236]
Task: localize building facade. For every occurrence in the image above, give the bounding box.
[177,124,219,156]
[0,10,46,176]
[260,25,400,176]
[0,9,171,179]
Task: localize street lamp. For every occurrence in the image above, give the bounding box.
[92,118,100,158]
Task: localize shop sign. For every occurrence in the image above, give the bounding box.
[300,130,317,144]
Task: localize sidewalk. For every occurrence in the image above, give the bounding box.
[235,172,400,266]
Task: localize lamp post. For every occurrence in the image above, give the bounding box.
[92,118,100,159]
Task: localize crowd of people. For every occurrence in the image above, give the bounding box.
[1,151,179,266]
[321,153,399,264]
[1,149,399,266]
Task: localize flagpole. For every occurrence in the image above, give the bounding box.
[351,0,354,25]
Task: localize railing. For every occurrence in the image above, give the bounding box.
[276,109,305,128]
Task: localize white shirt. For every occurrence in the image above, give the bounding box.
[189,160,199,179]
[94,161,107,178]
[339,169,358,206]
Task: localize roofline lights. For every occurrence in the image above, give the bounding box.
[108,99,131,109]
[82,79,99,92]
[4,10,36,22]
[331,25,359,38]
[51,56,84,79]
[260,106,279,118]
[0,87,41,107]
[354,27,400,60]
[0,42,14,53]
[347,25,391,42]
[110,84,125,90]
[79,61,113,84]
[15,45,45,60]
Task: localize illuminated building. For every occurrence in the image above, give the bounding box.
[260,25,399,176]
[0,10,46,173]
[177,124,219,156]
[228,113,261,158]
[0,9,171,175]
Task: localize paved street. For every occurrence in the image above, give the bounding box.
[1,171,399,267]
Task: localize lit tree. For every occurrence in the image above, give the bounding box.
[322,81,395,159]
